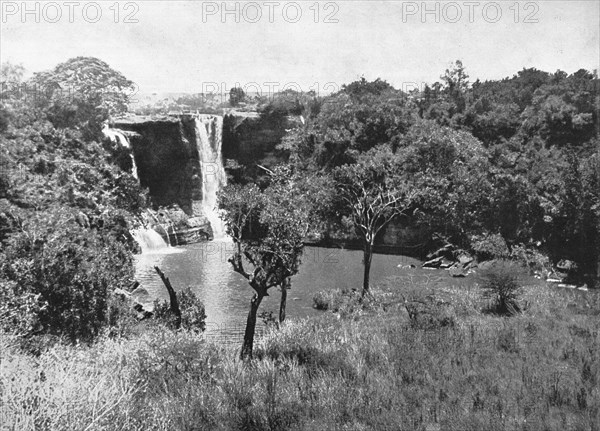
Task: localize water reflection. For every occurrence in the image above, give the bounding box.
[134,244,422,340]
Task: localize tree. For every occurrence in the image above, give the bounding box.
[283,89,415,169]
[218,166,322,359]
[28,57,135,137]
[262,166,331,322]
[441,60,470,101]
[218,183,267,360]
[394,121,494,249]
[229,87,246,107]
[0,62,25,84]
[334,146,414,295]
[341,77,395,102]
[0,207,133,342]
[0,58,145,345]
[1,62,31,131]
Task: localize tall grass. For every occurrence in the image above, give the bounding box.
[2,279,599,430]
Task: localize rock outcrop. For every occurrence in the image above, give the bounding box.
[422,244,477,276]
[113,115,203,215]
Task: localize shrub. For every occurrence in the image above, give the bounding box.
[480,259,525,315]
[178,287,207,332]
[0,280,43,337]
[153,287,206,332]
[312,288,378,319]
[471,233,509,260]
[105,293,139,338]
[312,290,337,310]
[405,300,456,330]
[0,209,134,343]
[510,243,551,275]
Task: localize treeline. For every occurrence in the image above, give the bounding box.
[268,62,599,286]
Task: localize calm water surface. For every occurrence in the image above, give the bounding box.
[134,242,427,341]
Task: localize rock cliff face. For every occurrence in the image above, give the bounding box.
[222,112,298,169]
[114,116,202,215]
[380,221,428,257]
[114,112,295,214]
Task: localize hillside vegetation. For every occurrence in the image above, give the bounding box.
[2,275,599,430]
[0,58,599,430]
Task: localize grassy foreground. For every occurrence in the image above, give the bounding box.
[1,276,599,431]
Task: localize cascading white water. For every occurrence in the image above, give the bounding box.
[131,227,169,253]
[130,211,183,254]
[102,124,139,179]
[194,115,229,240]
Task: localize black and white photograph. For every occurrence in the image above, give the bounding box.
[0,1,599,429]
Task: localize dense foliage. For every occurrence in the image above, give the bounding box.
[0,58,145,343]
[28,57,135,137]
[280,63,599,287]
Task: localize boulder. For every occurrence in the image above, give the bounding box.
[458,253,474,267]
[547,269,567,283]
[175,226,213,243]
[439,259,455,269]
[426,244,455,261]
[186,216,210,228]
[422,256,443,268]
[556,259,577,273]
[114,285,154,319]
[131,286,152,305]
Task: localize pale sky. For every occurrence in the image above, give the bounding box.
[1,1,599,94]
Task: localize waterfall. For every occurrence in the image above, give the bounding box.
[130,210,184,254]
[131,227,169,253]
[102,124,139,179]
[194,115,228,240]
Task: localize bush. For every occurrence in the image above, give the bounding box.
[312,288,377,319]
[405,300,456,330]
[0,209,134,343]
[510,243,551,275]
[153,287,206,332]
[105,293,139,338]
[312,290,337,310]
[178,287,207,332]
[393,277,457,329]
[471,233,509,260]
[480,259,525,315]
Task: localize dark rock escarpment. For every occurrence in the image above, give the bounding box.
[113,116,202,215]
